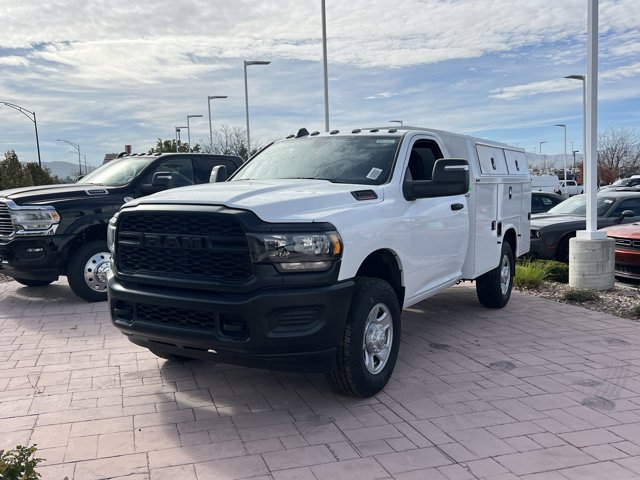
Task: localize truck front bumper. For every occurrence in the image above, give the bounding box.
[0,236,70,281]
[108,275,354,373]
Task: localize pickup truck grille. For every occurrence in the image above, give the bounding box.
[116,212,253,282]
[612,237,640,249]
[0,202,14,236]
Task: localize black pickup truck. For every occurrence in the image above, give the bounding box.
[0,152,242,301]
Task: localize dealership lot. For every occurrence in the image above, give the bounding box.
[2,279,640,479]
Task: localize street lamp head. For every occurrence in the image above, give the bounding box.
[554,124,566,128]
[565,74,585,81]
[244,60,271,66]
[389,120,403,126]
[208,95,228,100]
[187,114,203,119]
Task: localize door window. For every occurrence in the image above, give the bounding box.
[143,157,194,187]
[406,140,443,181]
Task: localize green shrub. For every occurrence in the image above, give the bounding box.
[563,288,600,303]
[535,259,569,283]
[515,260,550,289]
[631,304,640,319]
[0,445,43,480]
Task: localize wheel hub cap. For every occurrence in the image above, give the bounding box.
[366,323,387,353]
[362,303,393,375]
[500,254,511,295]
[84,252,112,292]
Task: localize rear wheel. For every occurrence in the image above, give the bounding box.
[67,240,111,302]
[13,277,54,287]
[326,277,401,398]
[476,242,514,309]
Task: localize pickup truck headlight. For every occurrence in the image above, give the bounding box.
[530,229,541,239]
[247,231,343,272]
[11,206,60,233]
[107,214,119,254]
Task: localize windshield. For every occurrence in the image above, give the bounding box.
[547,194,615,216]
[232,136,400,185]
[77,156,157,186]
[612,178,632,186]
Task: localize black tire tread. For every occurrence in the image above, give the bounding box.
[67,240,109,302]
[476,242,514,309]
[326,277,399,397]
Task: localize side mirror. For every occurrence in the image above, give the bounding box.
[403,159,469,200]
[151,171,172,187]
[620,209,636,219]
[210,165,228,183]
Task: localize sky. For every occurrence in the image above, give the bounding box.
[1,0,639,171]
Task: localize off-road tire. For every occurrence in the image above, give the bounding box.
[13,277,54,287]
[67,240,111,302]
[476,241,514,309]
[326,277,401,398]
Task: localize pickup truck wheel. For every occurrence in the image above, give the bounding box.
[147,348,193,362]
[476,242,514,309]
[67,240,112,302]
[13,277,54,287]
[326,277,400,398]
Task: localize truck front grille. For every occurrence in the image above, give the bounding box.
[116,211,253,282]
[612,237,640,249]
[0,202,14,236]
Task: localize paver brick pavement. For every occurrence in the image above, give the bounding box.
[2,278,640,478]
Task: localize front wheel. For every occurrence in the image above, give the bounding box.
[476,242,514,309]
[326,277,401,398]
[67,240,112,302]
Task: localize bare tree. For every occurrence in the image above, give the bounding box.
[598,128,640,182]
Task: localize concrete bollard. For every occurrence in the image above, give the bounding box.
[568,237,615,290]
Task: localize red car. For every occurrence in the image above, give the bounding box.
[602,222,640,280]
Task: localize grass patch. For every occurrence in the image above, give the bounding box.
[563,288,600,303]
[534,259,569,283]
[515,260,550,289]
[631,304,640,319]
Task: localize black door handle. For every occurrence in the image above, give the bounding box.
[451,203,464,211]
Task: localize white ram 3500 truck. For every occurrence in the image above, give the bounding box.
[108,126,531,397]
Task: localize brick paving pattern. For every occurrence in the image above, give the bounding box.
[2,278,640,479]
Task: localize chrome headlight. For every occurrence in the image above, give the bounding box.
[11,205,60,233]
[107,213,119,254]
[247,231,343,272]
[530,229,541,239]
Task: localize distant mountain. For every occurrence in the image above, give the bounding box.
[38,161,97,180]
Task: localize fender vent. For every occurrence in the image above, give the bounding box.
[351,190,378,201]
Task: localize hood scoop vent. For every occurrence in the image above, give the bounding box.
[351,190,378,201]
[85,188,109,195]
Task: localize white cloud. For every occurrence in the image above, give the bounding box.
[0,56,29,66]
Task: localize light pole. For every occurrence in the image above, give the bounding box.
[244,60,271,159]
[56,139,82,176]
[539,141,547,171]
[389,120,403,126]
[1,101,42,167]
[186,114,203,152]
[321,0,330,132]
[207,96,227,151]
[565,75,586,181]
[572,150,579,174]
[175,126,187,152]
[555,124,567,183]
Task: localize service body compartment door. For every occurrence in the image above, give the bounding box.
[472,181,500,276]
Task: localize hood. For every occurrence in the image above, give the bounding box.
[530,213,587,229]
[601,222,640,239]
[0,183,117,206]
[126,179,383,222]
